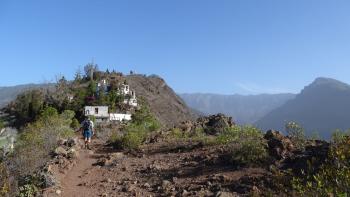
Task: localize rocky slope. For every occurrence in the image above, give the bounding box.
[126,74,196,127]
[256,77,350,139]
[180,93,295,124]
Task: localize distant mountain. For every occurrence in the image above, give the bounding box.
[0,84,54,108]
[179,93,295,124]
[256,77,350,139]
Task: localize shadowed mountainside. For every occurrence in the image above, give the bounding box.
[256,77,350,139]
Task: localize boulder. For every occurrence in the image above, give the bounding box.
[264,130,295,160]
[65,138,78,147]
[110,152,124,160]
[282,140,329,174]
[162,180,171,189]
[95,155,114,166]
[39,172,58,188]
[215,191,237,197]
[67,148,78,159]
[203,114,235,135]
[54,146,68,157]
[179,120,194,132]
[176,114,236,136]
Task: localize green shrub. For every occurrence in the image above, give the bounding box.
[292,136,350,196]
[109,125,148,150]
[167,124,268,166]
[10,90,45,125]
[285,121,306,150]
[215,126,241,144]
[38,106,58,120]
[215,125,262,145]
[228,126,268,166]
[331,129,350,145]
[11,107,75,176]
[131,102,160,131]
[110,102,161,150]
[166,127,217,145]
[168,128,190,140]
[109,132,119,142]
[231,137,268,166]
[70,118,80,130]
[191,127,210,142]
[121,131,144,150]
[18,184,38,197]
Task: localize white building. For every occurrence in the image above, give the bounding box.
[84,106,133,123]
[120,84,130,95]
[84,106,109,122]
[67,95,74,102]
[123,90,138,107]
[109,113,132,122]
[123,99,138,107]
[97,79,108,87]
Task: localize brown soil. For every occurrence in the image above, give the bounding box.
[44,138,268,197]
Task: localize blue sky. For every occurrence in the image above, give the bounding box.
[1,0,350,94]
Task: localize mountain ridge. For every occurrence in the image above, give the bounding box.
[256,77,350,139]
[180,93,295,124]
[0,83,54,108]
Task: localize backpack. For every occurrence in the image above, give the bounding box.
[83,120,92,131]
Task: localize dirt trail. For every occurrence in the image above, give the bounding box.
[44,138,267,197]
[60,148,96,196]
[56,139,107,197]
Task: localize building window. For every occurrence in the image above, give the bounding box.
[86,110,90,115]
[95,108,99,114]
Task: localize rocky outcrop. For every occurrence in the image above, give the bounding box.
[201,114,235,135]
[282,140,329,174]
[264,130,330,174]
[264,130,295,160]
[178,113,236,135]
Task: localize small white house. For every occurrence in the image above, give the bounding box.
[97,79,108,87]
[84,106,133,123]
[109,113,132,122]
[67,95,74,102]
[84,106,109,121]
[123,90,138,107]
[123,99,138,107]
[120,84,130,95]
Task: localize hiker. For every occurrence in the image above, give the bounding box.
[80,116,94,149]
